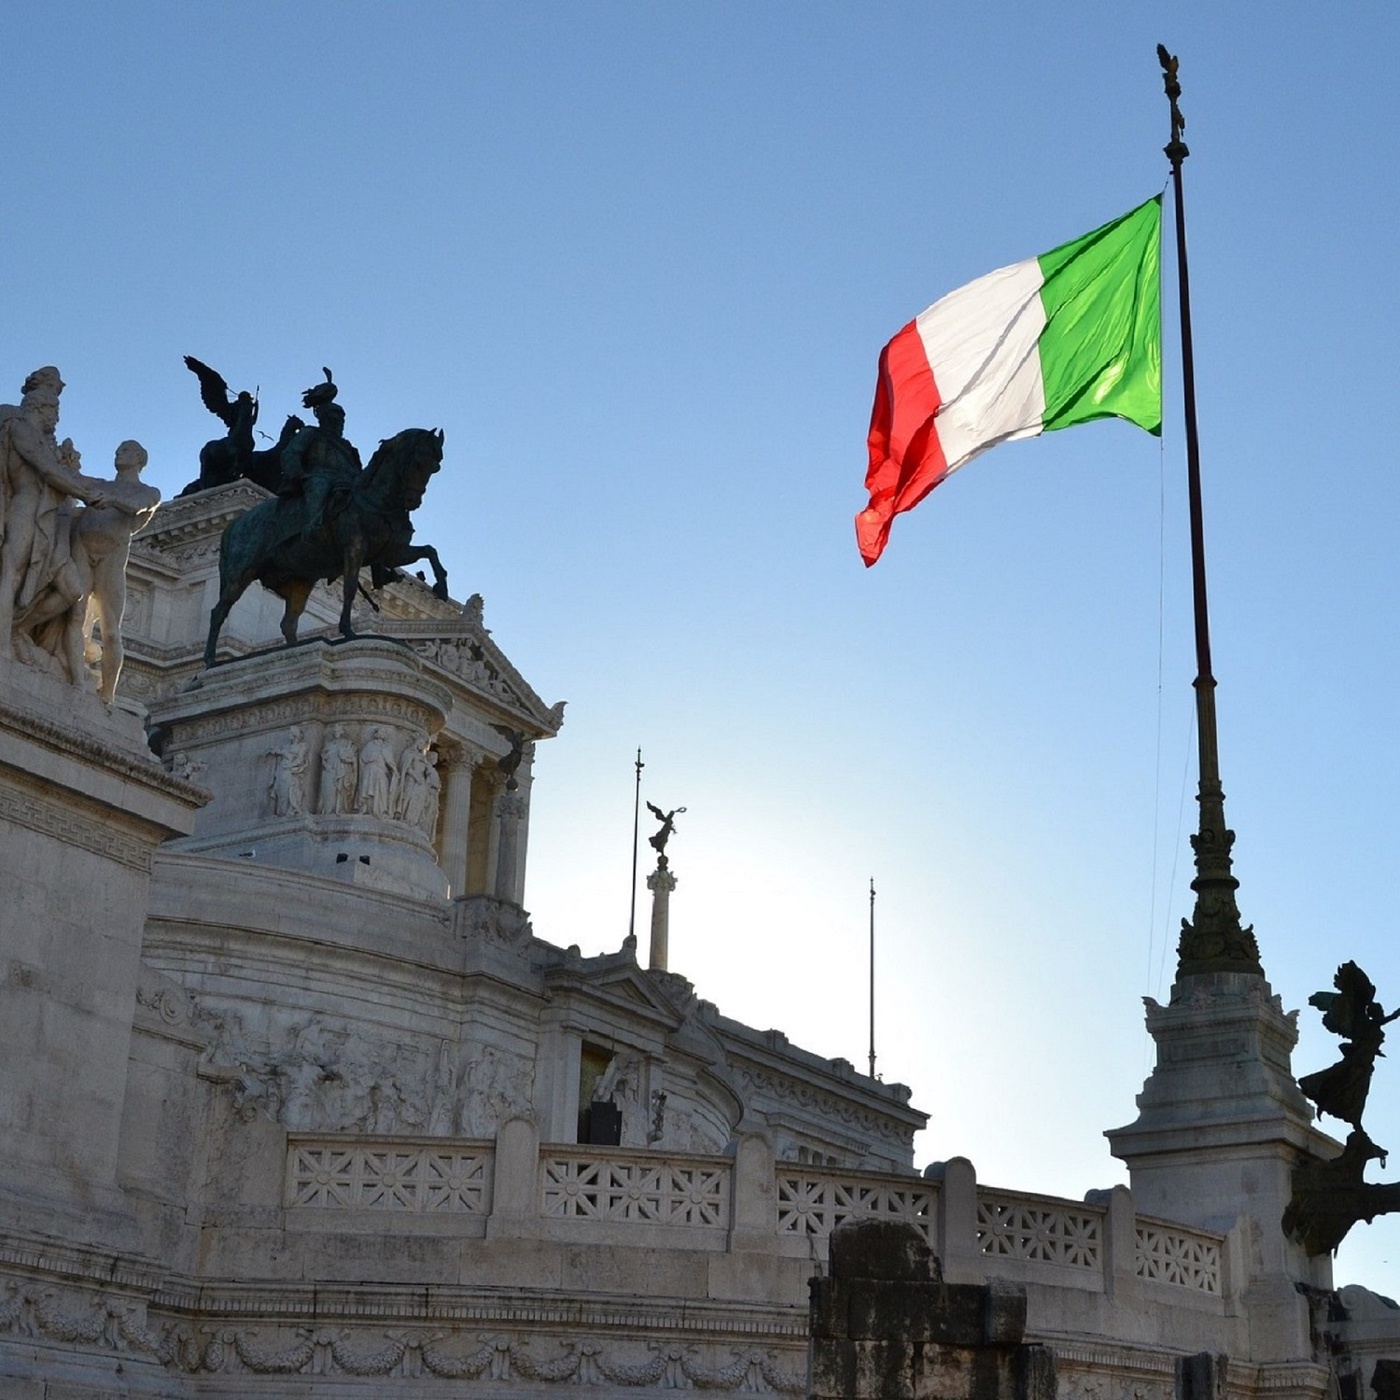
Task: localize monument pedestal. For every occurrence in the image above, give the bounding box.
[1107,971,1338,1361]
[0,658,203,1238]
[148,638,454,899]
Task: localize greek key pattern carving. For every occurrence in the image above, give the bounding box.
[286,1144,491,1213]
[541,1152,729,1227]
[977,1193,1103,1269]
[0,785,151,871]
[1134,1223,1222,1293]
[775,1171,936,1242]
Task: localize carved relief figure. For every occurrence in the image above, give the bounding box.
[397,738,441,837]
[13,441,160,700]
[168,752,208,784]
[355,726,397,818]
[317,724,358,815]
[428,1039,458,1135]
[395,738,430,827]
[0,368,109,662]
[459,1045,534,1137]
[267,727,310,817]
[419,748,442,842]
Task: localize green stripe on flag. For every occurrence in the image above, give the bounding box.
[1037,195,1162,436]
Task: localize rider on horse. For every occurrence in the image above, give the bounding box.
[279,368,362,543]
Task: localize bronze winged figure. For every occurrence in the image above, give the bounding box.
[182,355,259,493]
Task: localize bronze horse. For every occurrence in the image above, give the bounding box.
[204,426,448,668]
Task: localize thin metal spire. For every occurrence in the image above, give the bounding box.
[1157,46,1263,980]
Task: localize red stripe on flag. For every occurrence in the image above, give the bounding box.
[855,319,949,566]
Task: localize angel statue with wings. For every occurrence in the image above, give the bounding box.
[647,802,686,862]
[182,355,258,492]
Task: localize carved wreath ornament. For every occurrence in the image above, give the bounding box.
[0,1285,804,1389]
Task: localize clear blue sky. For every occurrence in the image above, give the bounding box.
[8,2,1400,1291]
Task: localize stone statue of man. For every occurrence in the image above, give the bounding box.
[318,724,359,816]
[267,727,310,817]
[355,726,396,819]
[13,440,160,700]
[0,368,110,661]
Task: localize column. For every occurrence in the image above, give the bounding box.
[492,788,528,903]
[436,743,477,897]
[647,860,677,971]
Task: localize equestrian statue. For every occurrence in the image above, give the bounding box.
[203,368,449,668]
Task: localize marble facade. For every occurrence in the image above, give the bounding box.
[3,477,1400,1398]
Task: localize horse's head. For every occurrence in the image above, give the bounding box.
[362,427,444,512]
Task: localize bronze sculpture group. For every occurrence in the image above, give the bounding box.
[191,361,449,667]
[1284,961,1400,1255]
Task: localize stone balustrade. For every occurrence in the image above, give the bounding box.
[281,1128,1233,1313]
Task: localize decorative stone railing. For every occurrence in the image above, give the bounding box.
[775,1168,937,1244]
[976,1189,1104,1271]
[540,1148,730,1227]
[1134,1216,1223,1294]
[280,1130,1234,1312]
[285,1137,494,1213]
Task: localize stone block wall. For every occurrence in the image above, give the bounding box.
[810,1219,1056,1400]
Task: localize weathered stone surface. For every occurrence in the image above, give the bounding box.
[810,1220,1044,1400]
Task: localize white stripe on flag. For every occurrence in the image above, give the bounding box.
[913,256,1049,477]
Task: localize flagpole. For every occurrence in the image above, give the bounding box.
[1157,46,1263,980]
[868,879,877,1080]
[628,748,644,944]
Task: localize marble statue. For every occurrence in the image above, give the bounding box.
[267,727,310,817]
[356,726,397,819]
[397,739,437,833]
[419,748,442,842]
[12,441,160,701]
[0,368,110,665]
[317,724,358,816]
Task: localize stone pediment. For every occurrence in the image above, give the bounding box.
[541,951,687,1030]
[377,596,563,739]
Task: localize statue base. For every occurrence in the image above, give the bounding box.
[0,655,203,1238]
[149,638,454,901]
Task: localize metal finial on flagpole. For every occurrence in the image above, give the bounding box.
[1157,46,1263,980]
[868,879,877,1080]
[628,748,644,944]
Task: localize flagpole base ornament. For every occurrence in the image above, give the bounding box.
[1176,792,1263,978]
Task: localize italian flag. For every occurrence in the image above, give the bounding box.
[856,196,1162,565]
